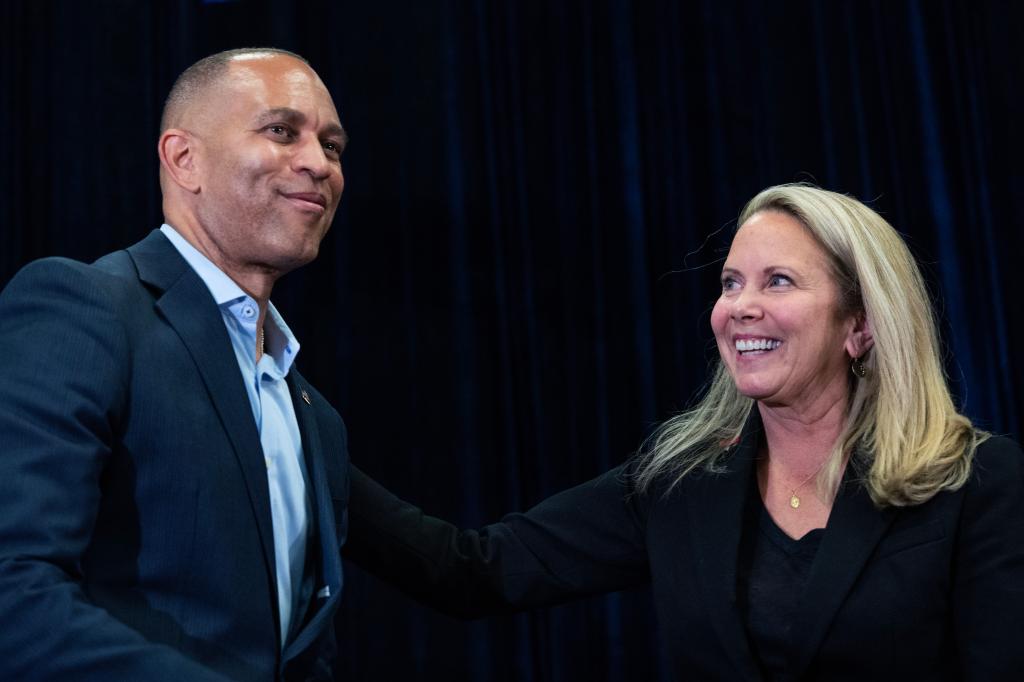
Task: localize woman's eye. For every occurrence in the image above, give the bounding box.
[721,277,739,291]
[768,274,792,287]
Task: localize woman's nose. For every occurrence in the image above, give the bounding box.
[730,288,763,321]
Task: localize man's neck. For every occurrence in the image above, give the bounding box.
[164,217,277,304]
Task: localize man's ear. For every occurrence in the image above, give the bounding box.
[845,312,874,359]
[158,129,201,193]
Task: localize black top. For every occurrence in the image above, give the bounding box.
[738,478,824,681]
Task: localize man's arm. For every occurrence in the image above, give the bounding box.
[0,259,231,681]
[343,462,652,617]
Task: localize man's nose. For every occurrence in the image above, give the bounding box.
[293,135,332,180]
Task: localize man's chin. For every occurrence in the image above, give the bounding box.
[256,243,321,277]
[279,247,319,272]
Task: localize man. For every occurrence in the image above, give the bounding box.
[0,45,632,682]
[0,48,352,681]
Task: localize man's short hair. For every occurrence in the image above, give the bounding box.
[159,47,309,132]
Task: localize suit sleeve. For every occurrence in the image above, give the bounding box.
[343,462,651,617]
[0,260,232,681]
[953,435,1024,680]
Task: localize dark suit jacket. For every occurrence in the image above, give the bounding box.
[345,410,1024,680]
[0,231,350,681]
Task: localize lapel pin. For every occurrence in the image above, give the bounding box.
[301,389,312,405]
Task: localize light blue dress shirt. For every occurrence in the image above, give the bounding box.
[160,224,312,647]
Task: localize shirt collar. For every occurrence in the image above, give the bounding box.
[160,223,301,374]
[160,223,247,306]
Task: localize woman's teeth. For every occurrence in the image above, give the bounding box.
[735,338,782,353]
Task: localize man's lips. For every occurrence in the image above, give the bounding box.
[281,191,328,212]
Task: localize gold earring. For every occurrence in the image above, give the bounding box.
[850,356,867,378]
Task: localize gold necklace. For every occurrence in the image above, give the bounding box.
[784,458,829,509]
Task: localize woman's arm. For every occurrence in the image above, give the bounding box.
[343,462,652,617]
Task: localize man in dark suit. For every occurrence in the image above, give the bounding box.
[0,48,351,680]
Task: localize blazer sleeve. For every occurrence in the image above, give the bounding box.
[953,435,1024,680]
[0,260,231,682]
[343,462,652,617]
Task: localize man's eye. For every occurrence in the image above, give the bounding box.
[323,141,341,155]
[268,125,292,137]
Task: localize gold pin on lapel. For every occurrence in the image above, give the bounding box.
[301,389,312,405]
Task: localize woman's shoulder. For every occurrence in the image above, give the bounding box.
[956,433,1024,530]
[969,434,1024,487]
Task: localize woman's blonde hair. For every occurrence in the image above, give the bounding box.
[635,183,984,507]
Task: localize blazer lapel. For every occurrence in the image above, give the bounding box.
[127,231,280,615]
[282,372,343,663]
[685,412,765,681]
[682,404,898,679]
[789,461,897,677]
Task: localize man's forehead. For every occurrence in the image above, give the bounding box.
[221,55,340,121]
[225,53,320,89]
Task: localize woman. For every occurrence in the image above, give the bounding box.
[345,184,1024,680]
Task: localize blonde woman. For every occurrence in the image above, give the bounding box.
[346,184,1024,680]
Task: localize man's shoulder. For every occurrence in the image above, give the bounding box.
[5,251,134,301]
[91,247,137,278]
[8,253,123,289]
[3,231,178,301]
[1,237,170,321]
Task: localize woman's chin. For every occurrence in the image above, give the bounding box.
[732,376,779,402]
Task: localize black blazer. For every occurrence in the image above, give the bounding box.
[346,411,1024,680]
[0,231,350,681]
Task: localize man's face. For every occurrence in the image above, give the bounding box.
[191,54,346,278]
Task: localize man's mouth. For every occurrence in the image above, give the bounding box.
[282,192,328,212]
[735,338,782,355]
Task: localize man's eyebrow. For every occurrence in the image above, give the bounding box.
[255,107,348,145]
[321,122,348,147]
[254,107,305,126]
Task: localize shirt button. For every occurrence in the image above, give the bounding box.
[242,306,255,318]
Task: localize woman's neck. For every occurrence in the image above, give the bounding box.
[758,393,847,466]
[756,398,849,538]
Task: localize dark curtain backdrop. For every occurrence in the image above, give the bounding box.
[2,1,1022,680]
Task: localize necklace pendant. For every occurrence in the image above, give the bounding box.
[790,494,801,509]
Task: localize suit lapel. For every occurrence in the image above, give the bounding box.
[685,412,764,681]
[282,372,343,663]
[127,231,280,618]
[790,463,896,676]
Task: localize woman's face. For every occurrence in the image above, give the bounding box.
[710,210,861,413]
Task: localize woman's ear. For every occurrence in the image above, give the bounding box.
[845,312,874,359]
